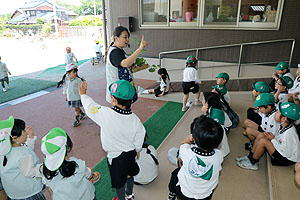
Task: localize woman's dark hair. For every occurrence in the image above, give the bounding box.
[105,26,130,63]
[203,91,223,110]
[3,119,26,167]
[56,68,85,88]
[190,115,223,152]
[114,96,132,107]
[42,134,78,180]
[157,68,170,84]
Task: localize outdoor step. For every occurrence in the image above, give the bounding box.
[266,155,300,200]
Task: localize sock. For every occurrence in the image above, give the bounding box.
[116,186,126,200]
[248,154,259,165]
[125,177,134,195]
[142,90,149,94]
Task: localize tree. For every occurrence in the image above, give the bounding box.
[69,16,102,26]
[74,0,102,16]
[36,17,45,24]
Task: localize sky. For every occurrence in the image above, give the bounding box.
[0,0,82,15]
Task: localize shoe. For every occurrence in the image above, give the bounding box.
[194,100,202,106]
[7,84,10,89]
[236,157,258,170]
[168,192,177,200]
[88,171,100,184]
[126,193,135,200]
[138,86,144,95]
[72,116,80,127]
[244,141,253,152]
[3,88,6,92]
[79,112,86,121]
[182,106,188,112]
[236,155,248,161]
[186,101,193,108]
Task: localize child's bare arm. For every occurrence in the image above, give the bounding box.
[181,134,193,145]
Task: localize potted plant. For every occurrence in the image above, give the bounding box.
[148,64,160,72]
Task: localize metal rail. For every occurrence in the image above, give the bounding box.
[158,38,295,77]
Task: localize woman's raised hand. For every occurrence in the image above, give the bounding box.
[139,34,148,49]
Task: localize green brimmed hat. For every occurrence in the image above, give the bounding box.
[275,62,289,70]
[0,116,14,156]
[109,80,135,100]
[278,102,300,121]
[254,93,275,107]
[209,108,225,125]
[41,128,67,171]
[252,81,269,93]
[280,76,293,89]
[212,84,227,95]
[186,56,198,63]
[216,72,230,81]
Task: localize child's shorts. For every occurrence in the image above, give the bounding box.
[67,100,83,108]
[182,82,199,94]
[271,150,296,166]
[154,86,168,97]
[107,150,140,189]
[0,76,8,82]
[247,107,262,126]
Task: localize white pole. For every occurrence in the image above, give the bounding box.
[53,1,58,37]
[93,0,97,27]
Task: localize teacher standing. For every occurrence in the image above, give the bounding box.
[105,26,148,103]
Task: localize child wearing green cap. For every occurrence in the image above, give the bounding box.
[289,67,300,103]
[41,128,99,200]
[274,76,293,105]
[0,116,46,200]
[237,102,300,170]
[79,80,146,200]
[182,56,202,112]
[244,93,280,152]
[212,84,230,106]
[269,61,294,92]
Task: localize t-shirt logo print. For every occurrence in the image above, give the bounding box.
[188,156,213,180]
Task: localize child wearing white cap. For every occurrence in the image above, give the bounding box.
[0,116,45,200]
[57,64,86,127]
[41,128,100,200]
[65,47,78,65]
[79,80,146,200]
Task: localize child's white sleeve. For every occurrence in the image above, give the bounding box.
[19,155,43,178]
[63,83,67,95]
[134,121,146,153]
[81,94,105,126]
[195,69,201,84]
[84,166,92,179]
[4,63,9,73]
[25,136,37,150]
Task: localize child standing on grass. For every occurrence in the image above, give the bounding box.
[65,47,78,65]
[0,56,11,92]
[237,102,300,170]
[57,64,86,127]
[139,68,173,97]
[80,80,146,200]
[182,56,202,112]
[41,128,100,200]
[168,115,223,200]
[0,116,46,200]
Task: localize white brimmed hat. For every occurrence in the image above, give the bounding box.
[65,64,77,72]
[41,128,67,171]
[0,116,14,156]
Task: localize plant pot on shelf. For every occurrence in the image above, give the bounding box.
[131,64,149,73]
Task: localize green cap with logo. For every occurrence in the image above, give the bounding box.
[252,81,269,93]
[275,62,289,70]
[280,76,293,89]
[109,80,135,100]
[186,56,198,63]
[0,116,14,156]
[216,72,230,81]
[212,84,228,95]
[209,108,225,125]
[279,102,300,121]
[254,93,275,107]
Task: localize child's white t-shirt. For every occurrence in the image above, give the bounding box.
[44,157,95,200]
[218,126,230,157]
[177,144,223,199]
[0,62,10,79]
[289,77,300,94]
[260,108,280,136]
[223,92,231,106]
[183,67,201,83]
[134,145,159,184]
[160,78,170,92]
[277,92,289,104]
[271,124,300,162]
[65,52,77,64]
[95,44,102,53]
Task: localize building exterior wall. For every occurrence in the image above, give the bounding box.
[107,0,300,67]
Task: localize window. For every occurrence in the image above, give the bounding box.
[141,0,168,25]
[139,0,284,30]
[29,10,36,16]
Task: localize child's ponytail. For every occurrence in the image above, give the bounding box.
[57,73,67,88]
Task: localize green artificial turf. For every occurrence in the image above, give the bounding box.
[93,101,185,199]
[0,78,56,104]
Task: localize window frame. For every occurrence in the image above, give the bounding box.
[138,0,284,30]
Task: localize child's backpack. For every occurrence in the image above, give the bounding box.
[221,96,240,128]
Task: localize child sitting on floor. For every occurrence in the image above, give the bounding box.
[237,102,300,170]
[215,72,230,104]
[269,61,294,92]
[274,76,293,105]
[168,115,223,200]
[289,65,300,103]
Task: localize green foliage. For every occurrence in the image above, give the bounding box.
[69,16,103,26]
[0,14,10,25]
[42,21,52,34]
[1,24,43,33]
[149,64,160,72]
[74,0,102,16]
[36,17,45,24]
[135,58,146,67]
